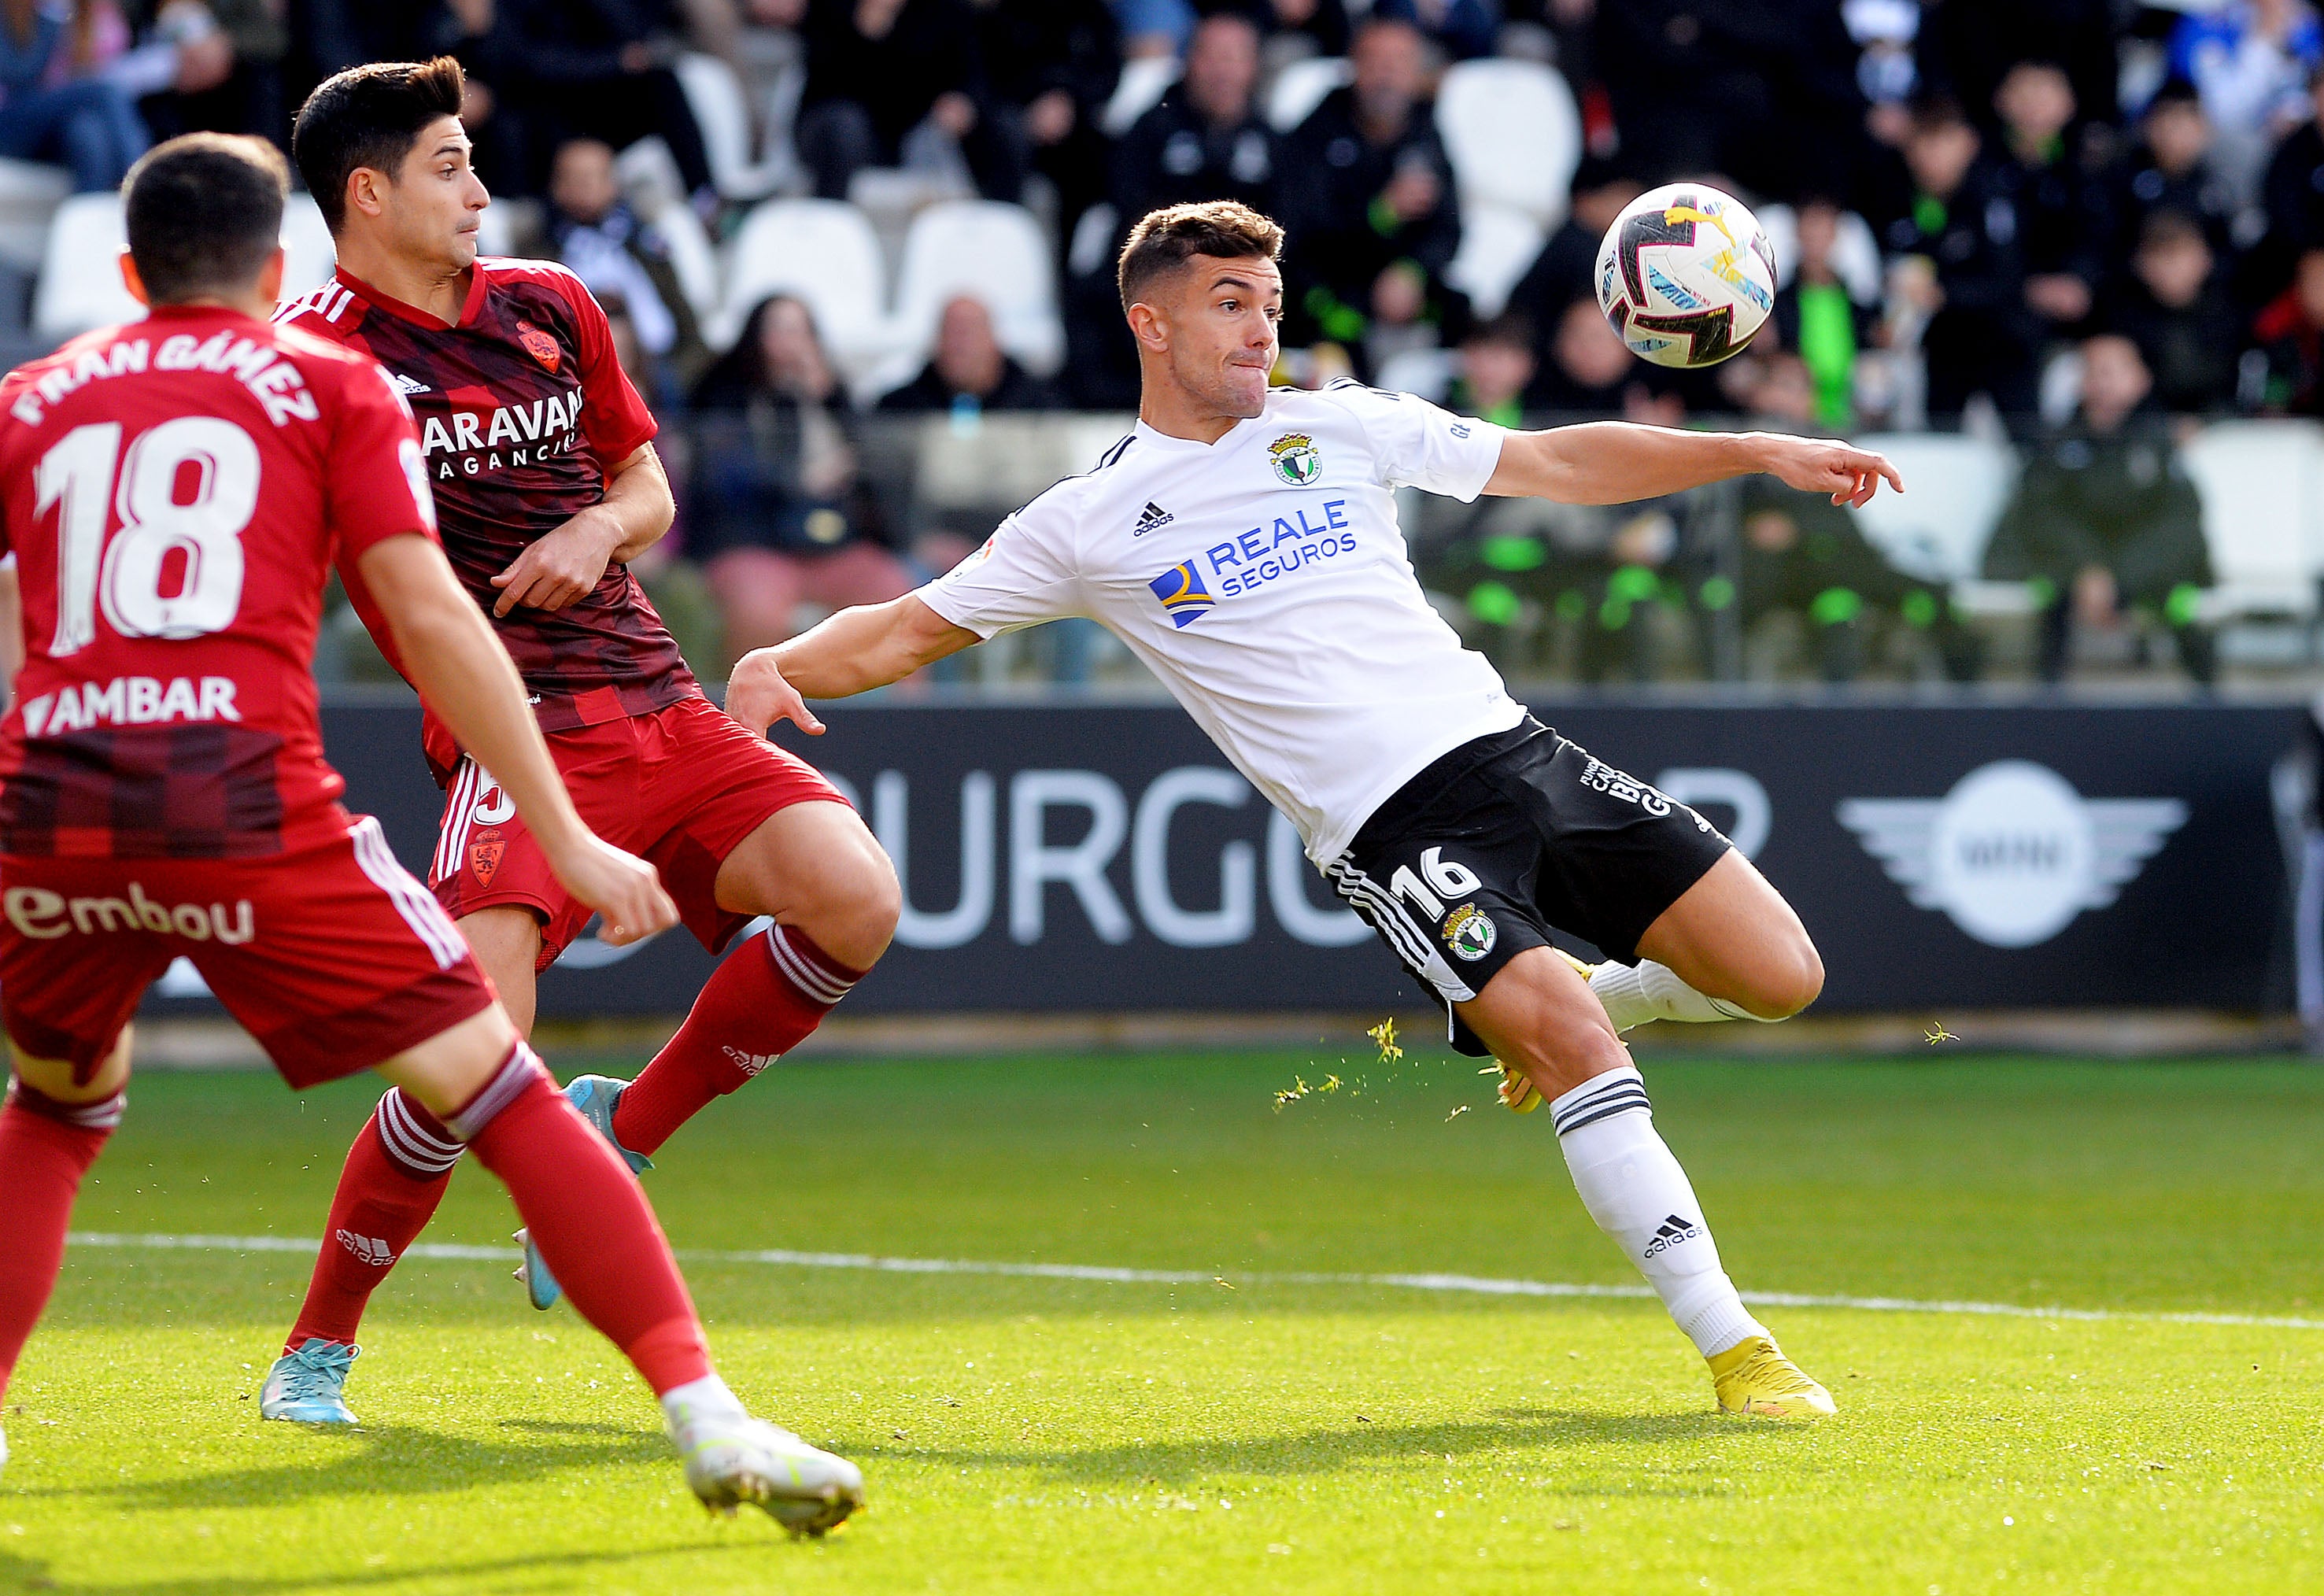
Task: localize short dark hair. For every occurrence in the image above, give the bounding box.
[122,133,289,304]
[293,56,465,233]
[1116,200,1284,310]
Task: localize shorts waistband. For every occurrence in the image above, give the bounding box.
[1350,716,1551,852]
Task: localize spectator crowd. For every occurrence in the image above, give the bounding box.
[13,0,2322,689]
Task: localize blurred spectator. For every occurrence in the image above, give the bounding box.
[689,294,915,664]
[877,294,1063,413]
[2260,62,2324,296]
[0,1,147,191]
[1528,295,1683,423]
[1199,0,1348,60]
[2119,79,2242,268]
[1504,156,1642,370]
[491,0,719,207]
[971,0,1118,235]
[547,137,711,390]
[1845,0,1919,146]
[1110,11,1274,221]
[124,0,283,146]
[2101,209,2244,417]
[301,0,434,72]
[1990,60,2108,338]
[1986,334,2216,685]
[1116,0,1193,58]
[1593,1,1861,197]
[796,0,1021,202]
[1447,312,1532,426]
[1772,196,1876,427]
[2169,0,2323,204]
[1881,94,2039,422]
[2256,244,2324,412]
[1277,17,1464,357]
[1371,0,1495,62]
[1916,0,2116,140]
[1735,354,1975,682]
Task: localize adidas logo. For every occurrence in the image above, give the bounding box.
[1132,501,1174,537]
[335,1229,396,1267]
[722,1044,780,1077]
[1641,1214,1702,1258]
[390,372,430,396]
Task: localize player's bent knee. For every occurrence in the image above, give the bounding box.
[1738,935,1824,1021]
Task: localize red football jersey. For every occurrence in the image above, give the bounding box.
[275,257,696,778]
[0,305,438,858]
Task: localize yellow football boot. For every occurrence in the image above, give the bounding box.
[1707,1336,1836,1417]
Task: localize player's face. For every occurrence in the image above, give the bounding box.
[1165,256,1281,419]
[381,116,490,273]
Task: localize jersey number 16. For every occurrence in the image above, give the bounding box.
[36,416,258,658]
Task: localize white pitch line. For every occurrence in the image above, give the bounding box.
[62,1232,2324,1332]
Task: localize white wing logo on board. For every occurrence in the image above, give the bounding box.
[1838,760,2186,948]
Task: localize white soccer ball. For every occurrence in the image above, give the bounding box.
[1594,183,1777,370]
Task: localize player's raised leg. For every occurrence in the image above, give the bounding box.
[1461,950,1834,1417]
[1579,852,1826,1035]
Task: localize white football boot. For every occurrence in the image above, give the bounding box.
[666,1392,865,1535]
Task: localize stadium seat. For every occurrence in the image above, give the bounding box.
[1267,56,1352,132]
[279,194,337,300]
[2179,420,2324,627]
[711,198,891,368]
[0,157,69,274]
[674,51,785,201]
[34,193,140,340]
[1373,345,1457,403]
[1434,58,1580,227]
[889,200,1064,376]
[649,198,721,325]
[1443,201,1546,320]
[1103,55,1181,136]
[1849,431,2031,613]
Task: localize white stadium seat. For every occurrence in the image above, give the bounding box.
[1849,431,2030,612]
[33,193,137,341]
[0,157,70,274]
[1434,57,1580,228]
[1103,55,1181,136]
[890,200,1064,376]
[2178,419,2324,624]
[648,198,721,325]
[1443,201,1546,320]
[279,194,337,300]
[674,51,784,201]
[1268,56,1352,132]
[711,198,891,368]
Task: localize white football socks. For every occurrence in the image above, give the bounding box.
[660,1372,745,1431]
[1549,1066,1766,1358]
[1587,959,1776,1033]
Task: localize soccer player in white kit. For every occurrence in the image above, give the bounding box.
[724,201,1905,1417]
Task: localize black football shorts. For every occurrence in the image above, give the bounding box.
[1325,718,1732,1055]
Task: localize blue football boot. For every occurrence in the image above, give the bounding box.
[260,1339,359,1424]
[513,1074,653,1311]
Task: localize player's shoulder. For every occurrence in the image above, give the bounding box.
[475,255,600,319]
[1011,427,1144,528]
[1297,377,1424,426]
[272,277,366,339]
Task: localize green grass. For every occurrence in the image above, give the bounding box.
[6,1047,2324,1594]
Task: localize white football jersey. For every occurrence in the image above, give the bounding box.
[918,382,1526,863]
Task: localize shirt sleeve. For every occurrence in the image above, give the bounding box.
[552,269,660,466]
[325,361,440,568]
[1322,379,1507,501]
[916,501,1085,637]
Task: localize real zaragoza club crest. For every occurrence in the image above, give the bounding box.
[1268,432,1322,486]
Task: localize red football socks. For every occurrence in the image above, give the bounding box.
[282,1095,458,1353]
[612,924,862,1156]
[0,1083,121,1402]
[460,1045,709,1395]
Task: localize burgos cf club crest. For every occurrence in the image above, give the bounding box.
[1443,902,1497,961]
[1147,560,1217,627]
[1269,432,1322,486]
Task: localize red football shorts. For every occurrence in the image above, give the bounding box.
[0,814,496,1087]
[430,693,847,970]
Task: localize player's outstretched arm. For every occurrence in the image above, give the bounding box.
[357,532,679,945]
[1484,424,1905,509]
[725,597,978,735]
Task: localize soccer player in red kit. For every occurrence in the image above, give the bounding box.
[0,134,863,1527]
[261,57,903,1409]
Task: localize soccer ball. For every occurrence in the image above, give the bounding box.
[1594,183,1777,370]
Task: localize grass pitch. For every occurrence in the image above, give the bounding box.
[5,1044,2323,1594]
